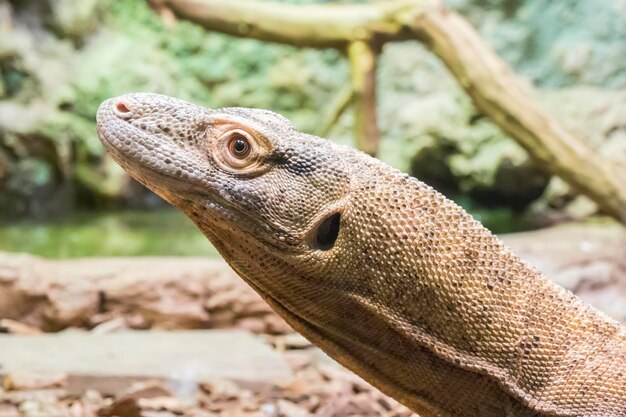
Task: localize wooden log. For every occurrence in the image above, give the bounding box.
[0,253,289,334]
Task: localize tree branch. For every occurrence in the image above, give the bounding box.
[348,40,380,156]
[151,0,626,223]
[148,0,416,48]
[407,5,626,222]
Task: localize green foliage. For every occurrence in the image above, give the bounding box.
[0,0,353,217]
[2,0,625,226]
[1,66,29,98]
[67,0,347,133]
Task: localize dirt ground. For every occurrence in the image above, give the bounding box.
[0,325,416,417]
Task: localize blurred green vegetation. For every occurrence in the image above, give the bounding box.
[0,209,216,257]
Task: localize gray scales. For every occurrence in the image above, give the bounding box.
[97,93,626,417]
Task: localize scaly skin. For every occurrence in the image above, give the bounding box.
[97,93,626,417]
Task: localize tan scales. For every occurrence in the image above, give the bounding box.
[96,93,626,417]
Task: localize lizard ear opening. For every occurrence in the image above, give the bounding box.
[311,212,341,251]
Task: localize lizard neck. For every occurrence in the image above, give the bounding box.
[207,168,626,417]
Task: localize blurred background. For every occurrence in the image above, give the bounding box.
[1,0,625,257]
[0,0,625,416]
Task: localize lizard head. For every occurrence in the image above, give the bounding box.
[97,93,626,417]
[97,94,537,417]
[96,93,364,297]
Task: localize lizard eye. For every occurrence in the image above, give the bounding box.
[228,134,251,159]
[218,129,257,169]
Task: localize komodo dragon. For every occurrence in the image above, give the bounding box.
[96,93,626,417]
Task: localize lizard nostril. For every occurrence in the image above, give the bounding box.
[115,101,131,114]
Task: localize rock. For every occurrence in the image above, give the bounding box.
[317,364,372,394]
[0,330,292,395]
[502,223,626,322]
[199,380,240,402]
[68,401,81,417]
[0,319,41,335]
[50,0,101,40]
[185,411,219,417]
[0,388,67,405]
[332,392,389,416]
[98,381,174,417]
[137,397,184,414]
[0,403,19,417]
[118,381,173,401]
[282,352,313,372]
[273,334,311,351]
[90,317,129,335]
[3,371,68,391]
[0,253,287,334]
[18,399,69,417]
[376,35,626,217]
[98,396,143,417]
[449,0,626,88]
[275,399,312,417]
[530,87,626,214]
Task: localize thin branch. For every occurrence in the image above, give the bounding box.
[348,40,380,156]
